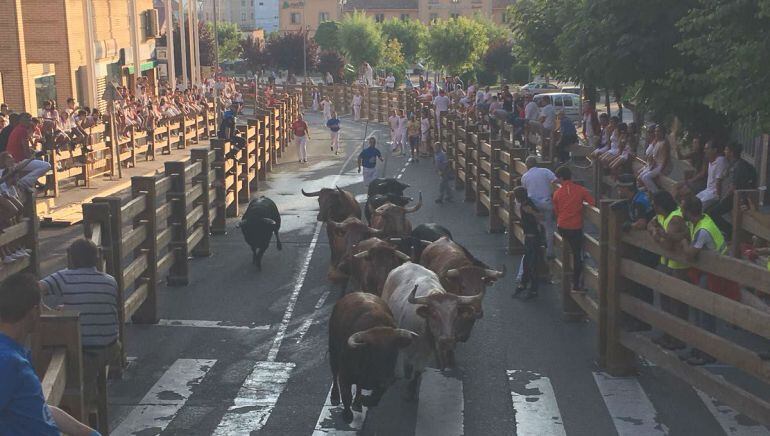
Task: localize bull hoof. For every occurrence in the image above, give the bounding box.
[342,408,353,423]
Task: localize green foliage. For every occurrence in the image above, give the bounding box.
[318,50,347,82]
[506,0,572,78]
[338,11,385,67]
[211,22,243,61]
[381,39,408,84]
[314,21,340,52]
[379,18,427,64]
[473,13,512,43]
[481,39,516,81]
[423,17,489,75]
[265,31,319,74]
[240,36,269,73]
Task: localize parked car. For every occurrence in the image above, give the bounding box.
[519,82,559,95]
[533,93,582,123]
[561,86,581,95]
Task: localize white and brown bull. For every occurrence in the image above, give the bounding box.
[338,238,411,296]
[329,292,417,422]
[370,193,422,252]
[302,186,362,274]
[420,236,505,342]
[382,263,483,396]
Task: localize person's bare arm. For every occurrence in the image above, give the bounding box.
[660,216,689,250]
[49,405,98,436]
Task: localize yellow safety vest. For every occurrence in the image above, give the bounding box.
[690,214,726,255]
[662,208,688,269]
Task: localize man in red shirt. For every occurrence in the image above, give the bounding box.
[4,113,51,192]
[292,114,310,163]
[552,166,595,292]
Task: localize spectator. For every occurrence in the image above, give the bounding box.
[552,166,595,293]
[707,142,757,235]
[5,113,51,192]
[538,96,557,152]
[384,72,396,90]
[0,104,9,116]
[675,135,708,198]
[433,90,450,136]
[555,112,578,164]
[292,113,310,163]
[420,107,432,156]
[648,190,690,350]
[695,141,728,209]
[398,109,409,156]
[407,114,421,163]
[326,111,341,155]
[358,136,383,186]
[524,95,541,148]
[321,95,333,122]
[40,239,120,402]
[512,186,544,300]
[521,156,557,259]
[582,101,600,147]
[637,125,671,193]
[388,110,400,152]
[311,88,320,112]
[434,142,453,204]
[591,115,618,160]
[501,85,514,112]
[0,273,101,436]
[351,90,362,121]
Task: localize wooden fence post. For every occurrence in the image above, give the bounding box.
[93,197,126,349]
[165,161,190,286]
[130,176,159,323]
[464,129,476,203]
[247,119,260,192]
[210,139,228,235]
[730,189,760,257]
[489,140,505,233]
[602,206,636,375]
[597,199,613,367]
[23,191,40,276]
[190,149,214,257]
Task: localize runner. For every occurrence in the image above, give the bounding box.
[358,137,383,186]
[292,114,310,163]
[326,111,341,155]
[321,96,332,122]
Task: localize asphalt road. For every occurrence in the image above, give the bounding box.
[103,112,769,436]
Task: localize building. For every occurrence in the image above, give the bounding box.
[0,0,158,114]
[201,0,278,32]
[255,0,280,33]
[278,0,515,34]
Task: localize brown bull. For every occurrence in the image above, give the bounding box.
[341,238,411,296]
[327,218,382,282]
[302,186,362,272]
[370,192,422,242]
[420,236,505,342]
[329,292,417,423]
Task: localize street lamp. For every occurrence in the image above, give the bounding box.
[303,24,309,83]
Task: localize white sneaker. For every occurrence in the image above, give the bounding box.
[14,249,30,258]
[3,256,15,264]
[10,250,27,260]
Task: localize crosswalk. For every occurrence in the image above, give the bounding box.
[110,357,770,435]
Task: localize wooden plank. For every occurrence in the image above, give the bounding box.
[186,205,204,231]
[620,259,770,340]
[497,208,509,225]
[121,195,147,225]
[156,176,173,197]
[0,256,31,282]
[480,177,491,192]
[0,219,31,247]
[619,293,770,385]
[157,203,171,223]
[620,332,770,427]
[121,225,148,255]
[186,227,204,251]
[584,233,600,261]
[584,265,599,292]
[622,231,770,296]
[122,253,148,288]
[186,184,204,207]
[41,349,67,404]
[480,193,491,208]
[742,210,770,242]
[185,161,203,178]
[156,251,175,275]
[156,227,172,251]
[571,291,599,322]
[480,160,492,174]
[584,204,601,228]
[123,283,149,319]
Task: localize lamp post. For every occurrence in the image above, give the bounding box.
[302,25,309,83]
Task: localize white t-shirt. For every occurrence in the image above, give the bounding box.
[385,75,396,89]
[475,91,486,105]
[389,115,399,131]
[541,104,556,129]
[352,95,362,106]
[397,116,408,131]
[434,95,450,112]
[525,101,540,121]
[521,167,557,202]
[321,100,332,113]
[705,155,728,193]
[692,228,716,251]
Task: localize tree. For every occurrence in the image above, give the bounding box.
[240,36,269,74]
[266,31,319,74]
[318,50,346,82]
[381,39,408,84]
[481,39,516,81]
[473,14,512,43]
[506,0,573,78]
[314,21,340,52]
[423,17,488,74]
[338,11,385,67]
[379,18,427,64]
[172,21,215,77]
[209,22,242,61]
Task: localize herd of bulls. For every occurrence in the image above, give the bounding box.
[302,178,506,422]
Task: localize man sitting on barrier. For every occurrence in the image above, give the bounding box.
[0,273,102,436]
[218,105,247,159]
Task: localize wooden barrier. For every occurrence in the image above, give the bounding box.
[0,191,40,282]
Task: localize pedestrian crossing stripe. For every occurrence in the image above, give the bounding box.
[507,369,566,436]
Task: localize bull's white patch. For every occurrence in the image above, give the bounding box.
[507,369,566,436]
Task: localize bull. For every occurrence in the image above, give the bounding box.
[367,178,409,197]
[371,193,422,252]
[238,196,282,270]
[409,223,453,262]
[302,186,361,271]
[339,238,411,296]
[381,263,483,396]
[420,236,505,342]
[329,292,417,423]
[327,218,382,283]
[364,193,412,224]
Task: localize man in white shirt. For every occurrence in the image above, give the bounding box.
[321,96,333,122]
[696,141,728,209]
[524,95,542,148]
[396,110,408,155]
[385,73,396,90]
[475,88,486,106]
[388,110,401,152]
[538,95,557,150]
[520,155,557,258]
[433,89,450,136]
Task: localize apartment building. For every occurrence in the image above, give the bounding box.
[0,0,158,114]
[277,0,515,34]
[201,0,279,32]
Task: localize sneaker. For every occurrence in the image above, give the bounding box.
[10,250,28,259]
[512,285,526,297]
[2,256,14,264]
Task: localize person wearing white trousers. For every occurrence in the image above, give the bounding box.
[321,97,332,122]
[327,112,341,154]
[352,93,362,121]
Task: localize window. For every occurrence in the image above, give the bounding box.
[290,12,301,24]
[573,96,581,107]
[375,13,384,23]
[319,12,329,22]
[35,75,57,112]
[563,96,573,107]
[553,96,563,107]
[400,14,410,21]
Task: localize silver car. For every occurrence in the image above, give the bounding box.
[533,93,582,123]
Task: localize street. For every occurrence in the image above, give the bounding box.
[103,112,768,436]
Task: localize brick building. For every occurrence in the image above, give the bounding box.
[0,0,158,114]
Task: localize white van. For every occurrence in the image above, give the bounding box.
[533,93,582,123]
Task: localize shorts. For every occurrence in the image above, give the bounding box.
[409,135,420,149]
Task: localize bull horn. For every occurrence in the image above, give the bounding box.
[407,284,430,305]
[301,188,321,197]
[483,267,505,279]
[261,218,277,227]
[446,268,460,278]
[405,192,423,213]
[394,250,411,261]
[327,220,343,230]
[457,289,485,306]
[368,227,383,235]
[395,329,419,343]
[353,250,369,259]
[336,185,345,194]
[419,240,433,246]
[347,331,369,349]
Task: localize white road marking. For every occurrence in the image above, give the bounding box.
[112,359,215,436]
[695,388,769,435]
[592,371,669,436]
[296,290,331,343]
[312,385,369,435]
[507,369,566,436]
[416,368,464,436]
[213,361,295,435]
[156,319,270,330]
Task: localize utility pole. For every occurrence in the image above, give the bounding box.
[303,25,308,83]
[165,0,176,91]
[193,0,202,83]
[179,0,188,89]
[128,0,142,92]
[213,0,220,105]
[82,0,97,107]
[187,0,197,84]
